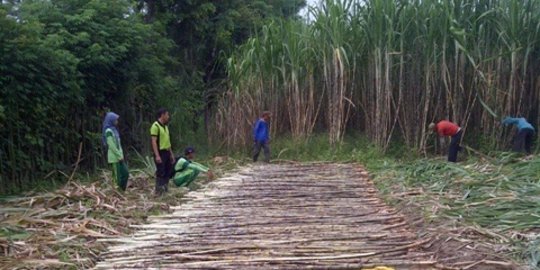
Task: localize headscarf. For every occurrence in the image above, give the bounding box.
[102,112,120,147]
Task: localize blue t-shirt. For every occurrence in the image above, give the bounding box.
[253,118,269,143]
[502,117,534,132]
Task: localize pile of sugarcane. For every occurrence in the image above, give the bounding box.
[96,163,437,269]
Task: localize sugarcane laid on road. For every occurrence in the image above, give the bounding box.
[95,163,435,269]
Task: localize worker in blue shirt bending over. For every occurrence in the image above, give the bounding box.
[502,116,535,154]
[253,111,271,162]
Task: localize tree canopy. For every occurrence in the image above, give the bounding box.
[0,0,306,193]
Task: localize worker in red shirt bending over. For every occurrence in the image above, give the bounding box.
[428,120,463,162]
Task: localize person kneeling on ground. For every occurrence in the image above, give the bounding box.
[173,147,214,188]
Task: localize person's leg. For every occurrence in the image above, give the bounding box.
[448,143,458,162]
[118,161,129,191]
[253,142,262,162]
[161,153,171,192]
[524,129,534,154]
[173,170,198,187]
[448,131,462,162]
[184,170,200,187]
[173,172,189,187]
[155,151,168,195]
[262,142,271,163]
[513,130,527,153]
[111,162,119,186]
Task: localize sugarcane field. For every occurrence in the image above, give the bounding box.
[2,0,540,269]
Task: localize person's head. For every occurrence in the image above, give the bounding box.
[428,122,436,132]
[157,108,170,124]
[102,112,120,145]
[104,112,119,127]
[184,146,196,160]
[261,111,271,121]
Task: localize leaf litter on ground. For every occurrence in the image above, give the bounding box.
[0,171,186,269]
[372,153,540,269]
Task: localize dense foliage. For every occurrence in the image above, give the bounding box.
[0,0,305,194]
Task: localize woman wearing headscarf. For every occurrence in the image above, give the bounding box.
[102,112,129,191]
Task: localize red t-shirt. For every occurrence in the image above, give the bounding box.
[436,120,460,136]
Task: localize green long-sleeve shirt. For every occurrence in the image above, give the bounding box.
[105,128,124,163]
[174,157,208,174]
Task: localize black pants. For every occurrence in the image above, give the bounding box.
[448,130,463,162]
[513,128,534,154]
[155,150,172,192]
[253,141,270,162]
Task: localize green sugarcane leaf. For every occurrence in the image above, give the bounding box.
[477,95,499,118]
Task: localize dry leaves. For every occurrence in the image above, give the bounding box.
[0,172,177,269]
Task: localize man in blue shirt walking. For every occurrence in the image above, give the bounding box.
[253,111,271,162]
[502,116,535,154]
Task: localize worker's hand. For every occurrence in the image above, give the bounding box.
[155,155,162,164]
[170,153,175,164]
[207,171,215,180]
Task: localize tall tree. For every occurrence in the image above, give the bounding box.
[136,0,307,126]
[0,0,175,193]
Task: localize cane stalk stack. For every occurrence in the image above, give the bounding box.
[96,163,435,269]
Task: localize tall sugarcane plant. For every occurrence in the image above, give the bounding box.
[215,0,540,152]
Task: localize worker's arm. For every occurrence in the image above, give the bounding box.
[150,123,162,164]
[190,162,214,180]
[188,162,209,173]
[151,136,161,163]
[502,117,517,126]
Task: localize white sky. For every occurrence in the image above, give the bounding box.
[300,0,320,18]
[306,0,320,6]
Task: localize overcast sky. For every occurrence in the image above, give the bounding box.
[300,0,320,18]
[306,0,319,6]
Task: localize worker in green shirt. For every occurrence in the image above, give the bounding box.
[102,112,129,191]
[150,108,175,195]
[173,147,214,188]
